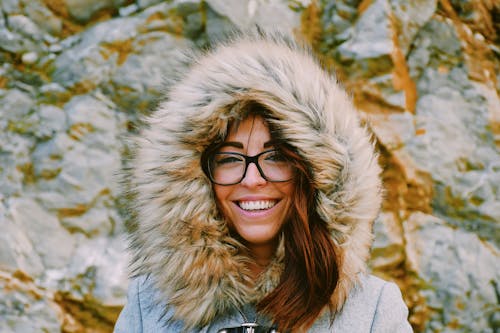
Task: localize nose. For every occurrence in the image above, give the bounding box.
[240,162,267,187]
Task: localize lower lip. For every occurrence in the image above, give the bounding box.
[233,201,280,218]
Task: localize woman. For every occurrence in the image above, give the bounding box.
[114,31,413,332]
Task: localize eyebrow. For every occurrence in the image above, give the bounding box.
[218,142,244,149]
[219,140,277,149]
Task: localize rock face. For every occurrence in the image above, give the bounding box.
[0,0,498,332]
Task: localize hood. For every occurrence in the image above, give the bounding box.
[127,31,382,329]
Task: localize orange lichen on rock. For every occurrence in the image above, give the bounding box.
[389,12,417,113]
[57,204,89,218]
[358,0,373,15]
[72,80,98,97]
[17,162,36,184]
[439,0,500,147]
[101,39,134,66]
[299,0,322,50]
[376,144,434,331]
[42,0,70,20]
[55,292,120,333]
[378,145,434,216]
[68,123,95,141]
[146,12,166,24]
[0,75,8,88]
[42,0,83,36]
[1,270,47,303]
[439,0,498,84]
[415,128,426,136]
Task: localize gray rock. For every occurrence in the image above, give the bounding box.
[336,0,392,69]
[106,31,193,113]
[408,19,463,81]
[0,28,37,55]
[52,16,142,88]
[320,0,359,49]
[8,198,77,270]
[206,0,300,35]
[7,14,45,41]
[65,0,129,23]
[32,135,121,212]
[61,207,115,237]
[0,274,61,333]
[389,0,436,55]
[0,89,35,124]
[30,93,123,222]
[0,201,45,277]
[324,0,436,110]
[22,0,63,36]
[334,0,436,63]
[404,212,499,332]
[204,2,236,42]
[21,51,38,65]
[0,0,21,14]
[65,94,121,150]
[137,1,205,40]
[38,82,69,104]
[368,110,415,151]
[65,236,129,306]
[34,105,67,140]
[370,212,405,275]
[136,0,164,9]
[119,3,139,17]
[404,18,500,243]
[0,132,35,197]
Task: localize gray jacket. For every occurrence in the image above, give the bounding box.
[114,274,412,332]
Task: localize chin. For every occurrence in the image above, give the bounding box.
[233,224,282,247]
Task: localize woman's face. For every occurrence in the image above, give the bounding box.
[213,115,294,249]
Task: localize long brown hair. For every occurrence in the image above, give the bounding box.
[256,145,341,332]
[201,102,341,331]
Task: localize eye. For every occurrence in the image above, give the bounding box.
[214,154,244,165]
[264,151,287,162]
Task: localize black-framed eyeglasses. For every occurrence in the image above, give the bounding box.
[218,322,279,333]
[206,149,294,186]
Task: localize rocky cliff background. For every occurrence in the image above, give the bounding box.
[0,0,498,332]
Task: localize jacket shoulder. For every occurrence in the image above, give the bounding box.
[114,276,185,333]
[367,276,414,332]
[312,275,413,332]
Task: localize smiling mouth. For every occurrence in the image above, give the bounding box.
[237,200,278,211]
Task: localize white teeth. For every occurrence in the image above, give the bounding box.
[239,200,276,211]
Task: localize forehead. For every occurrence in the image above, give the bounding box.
[225,115,271,146]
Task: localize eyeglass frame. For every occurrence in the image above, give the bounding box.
[205,149,295,186]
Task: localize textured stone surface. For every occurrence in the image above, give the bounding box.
[65,0,129,23]
[404,212,499,332]
[0,0,498,332]
[206,0,301,33]
[9,198,76,270]
[0,272,61,333]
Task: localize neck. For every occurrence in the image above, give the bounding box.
[245,239,278,280]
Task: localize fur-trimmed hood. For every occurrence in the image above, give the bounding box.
[127,31,382,329]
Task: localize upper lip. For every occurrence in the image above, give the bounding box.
[233,196,279,202]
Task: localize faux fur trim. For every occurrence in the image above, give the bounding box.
[127,30,382,329]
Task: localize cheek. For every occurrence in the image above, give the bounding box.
[213,185,228,202]
[213,185,232,216]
